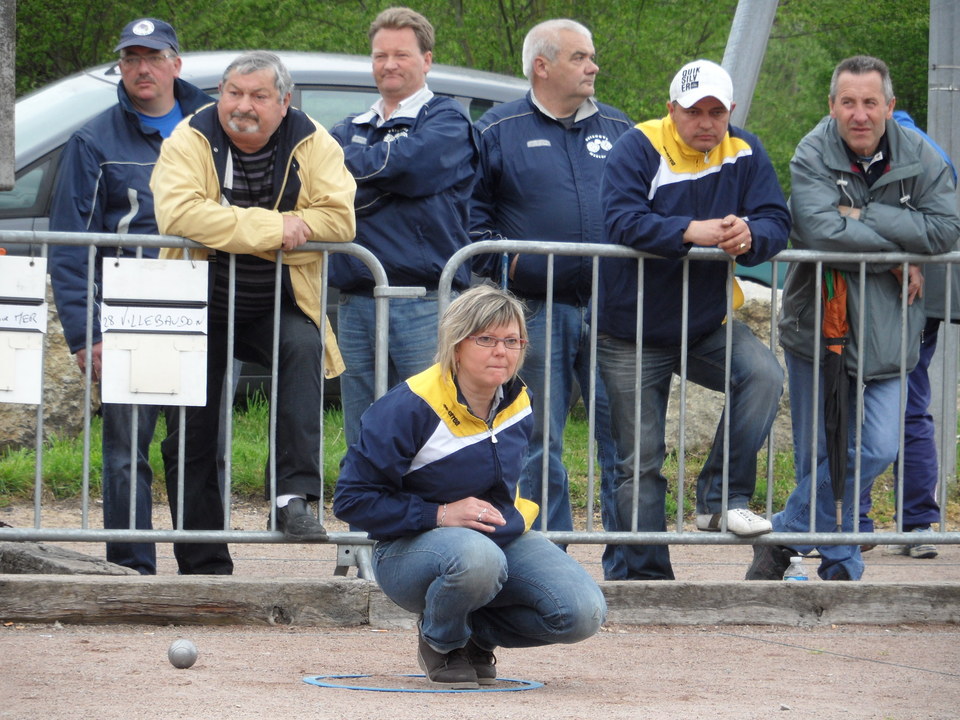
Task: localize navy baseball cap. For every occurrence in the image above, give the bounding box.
[114,18,180,53]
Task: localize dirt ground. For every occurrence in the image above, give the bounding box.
[2,500,959,719]
[2,620,958,719]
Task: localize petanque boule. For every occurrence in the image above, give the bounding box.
[168,639,199,669]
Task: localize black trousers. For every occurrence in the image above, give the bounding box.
[162,297,326,574]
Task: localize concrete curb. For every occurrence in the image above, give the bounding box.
[2,575,959,627]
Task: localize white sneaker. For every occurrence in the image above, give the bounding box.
[697,508,772,537]
[883,527,939,559]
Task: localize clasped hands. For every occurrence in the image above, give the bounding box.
[684,214,751,257]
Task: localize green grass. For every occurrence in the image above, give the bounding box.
[2,395,958,527]
[0,393,347,505]
[561,403,960,527]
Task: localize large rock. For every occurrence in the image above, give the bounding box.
[663,281,792,455]
[0,279,95,452]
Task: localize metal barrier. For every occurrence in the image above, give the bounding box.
[1,230,959,572]
[0,230,388,577]
[441,239,960,549]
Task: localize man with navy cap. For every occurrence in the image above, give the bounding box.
[596,59,790,580]
[49,19,216,574]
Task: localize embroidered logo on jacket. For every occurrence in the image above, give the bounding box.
[586,134,613,159]
[384,128,409,143]
[442,403,461,427]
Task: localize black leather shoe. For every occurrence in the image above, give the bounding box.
[417,633,479,689]
[745,544,793,580]
[275,498,328,541]
[465,638,497,685]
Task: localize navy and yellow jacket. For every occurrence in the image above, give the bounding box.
[598,115,790,346]
[333,364,537,548]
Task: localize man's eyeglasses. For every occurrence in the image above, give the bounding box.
[469,335,527,350]
[119,54,173,69]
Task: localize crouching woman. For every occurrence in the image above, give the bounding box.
[333,285,606,689]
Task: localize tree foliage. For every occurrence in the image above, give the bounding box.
[14,0,930,190]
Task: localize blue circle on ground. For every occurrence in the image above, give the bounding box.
[303,674,543,693]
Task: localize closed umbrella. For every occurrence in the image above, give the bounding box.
[821,268,849,531]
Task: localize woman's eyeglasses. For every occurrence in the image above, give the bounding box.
[469,335,527,350]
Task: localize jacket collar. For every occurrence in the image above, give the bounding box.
[116,77,213,131]
[528,90,598,124]
[817,116,923,188]
[188,103,316,211]
[354,84,435,126]
[637,114,750,173]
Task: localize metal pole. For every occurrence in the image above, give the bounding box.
[721,0,780,127]
[927,0,960,498]
[0,0,14,190]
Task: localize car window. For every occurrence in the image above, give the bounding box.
[298,88,380,129]
[0,155,54,218]
[15,78,118,160]
[467,98,497,123]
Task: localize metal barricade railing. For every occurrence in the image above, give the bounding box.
[441,240,960,549]
[2,230,959,565]
[0,230,389,577]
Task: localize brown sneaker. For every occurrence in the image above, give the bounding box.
[417,633,479,689]
[465,638,497,685]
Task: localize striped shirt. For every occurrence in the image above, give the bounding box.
[210,135,289,322]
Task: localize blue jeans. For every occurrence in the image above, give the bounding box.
[774,350,901,580]
[598,321,783,580]
[101,403,161,575]
[860,317,941,532]
[373,528,606,651]
[518,300,622,578]
[338,292,442,448]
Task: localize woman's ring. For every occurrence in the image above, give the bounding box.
[478,508,488,522]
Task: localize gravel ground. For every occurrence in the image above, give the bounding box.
[2,500,959,719]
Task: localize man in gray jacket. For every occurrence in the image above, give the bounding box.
[747,56,960,581]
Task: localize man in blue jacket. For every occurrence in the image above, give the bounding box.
[48,18,212,575]
[329,7,479,446]
[599,60,789,580]
[471,18,632,579]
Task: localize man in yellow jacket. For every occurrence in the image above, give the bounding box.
[151,51,356,571]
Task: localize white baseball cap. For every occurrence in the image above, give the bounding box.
[669,59,733,110]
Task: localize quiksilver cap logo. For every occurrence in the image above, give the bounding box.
[680,67,701,93]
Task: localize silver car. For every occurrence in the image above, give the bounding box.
[2,50,527,235]
[1,51,528,402]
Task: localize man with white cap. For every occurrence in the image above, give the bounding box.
[596,59,790,580]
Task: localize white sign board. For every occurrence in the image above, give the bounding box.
[0,256,48,404]
[101,258,208,406]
